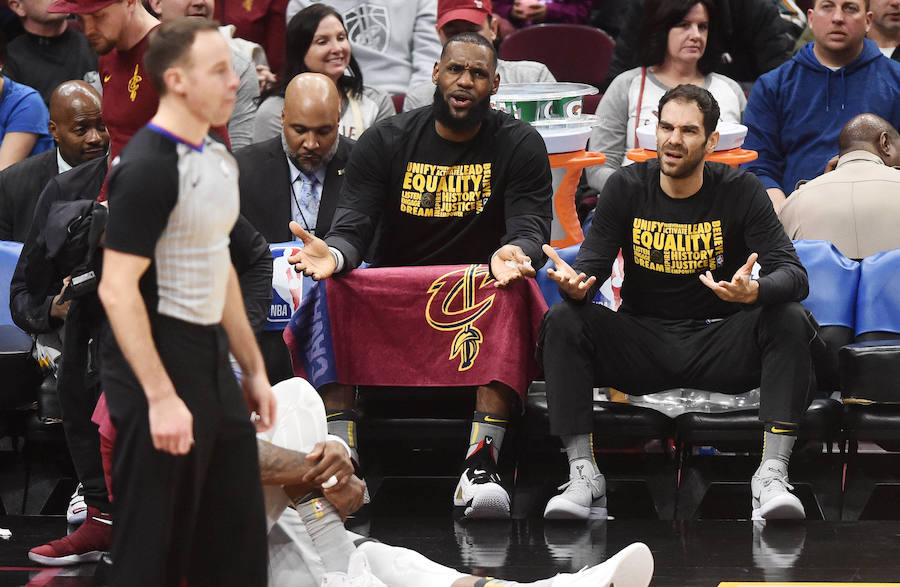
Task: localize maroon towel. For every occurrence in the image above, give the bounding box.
[285,264,548,401]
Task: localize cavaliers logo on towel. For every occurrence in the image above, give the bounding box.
[426,265,496,372]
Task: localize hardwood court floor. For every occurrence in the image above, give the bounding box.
[0,515,898,586]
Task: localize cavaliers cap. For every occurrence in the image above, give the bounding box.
[47,0,120,15]
[437,0,493,31]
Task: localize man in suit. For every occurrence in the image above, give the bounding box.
[235,72,353,382]
[237,72,351,242]
[0,81,108,242]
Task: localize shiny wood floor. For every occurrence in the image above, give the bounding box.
[1,514,899,585]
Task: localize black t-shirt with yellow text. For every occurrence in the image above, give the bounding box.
[574,160,807,320]
[324,107,552,269]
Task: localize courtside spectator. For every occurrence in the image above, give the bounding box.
[148,0,260,149]
[0,81,107,242]
[237,73,353,382]
[603,0,794,91]
[403,0,555,112]
[0,76,53,170]
[47,0,160,170]
[743,0,900,211]
[493,0,590,27]
[780,113,900,259]
[869,0,900,59]
[254,4,393,142]
[586,0,745,195]
[4,0,98,105]
[285,0,442,95]
[214,0,286,75]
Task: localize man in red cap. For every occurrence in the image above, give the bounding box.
[402,0,555,111]
[47,0,160,171]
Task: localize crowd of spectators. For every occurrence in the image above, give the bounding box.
[0,0,898,582]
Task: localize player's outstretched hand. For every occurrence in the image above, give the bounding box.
[699,252,760,304]
[491,244,536,288]
[288,221,336,280]
[243,371,276,432]
[148,393,194,455]
[304,440,355,490]
[542,244,596,301]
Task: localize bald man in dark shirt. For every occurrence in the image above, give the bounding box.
[0,81,108,242]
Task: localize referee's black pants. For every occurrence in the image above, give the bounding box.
[101,315,267,587]
[537,301,819,436]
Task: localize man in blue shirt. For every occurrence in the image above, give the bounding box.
[742,0,900,211]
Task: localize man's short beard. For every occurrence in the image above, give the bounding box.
[431,87,491,132]
[658,143,707,179]
[281,132,339,175]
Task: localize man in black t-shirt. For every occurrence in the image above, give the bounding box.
[289,32,552,519]
[539,85,818,522]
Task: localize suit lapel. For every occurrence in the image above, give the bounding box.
[265,138,293,242]
[316,138,349,236]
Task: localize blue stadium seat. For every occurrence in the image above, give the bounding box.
[837,248,900,519]
[854,248,900,339]
[793,239,859,329]
[839,248,900,403]
[793,239,860,391]
[0,241,40,411]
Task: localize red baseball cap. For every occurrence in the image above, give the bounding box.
[47,0,120,14]
[437,0,493,31]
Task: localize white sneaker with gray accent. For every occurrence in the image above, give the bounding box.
[550,542,654,587]
[751,459,805,520]
[544,468,607,520]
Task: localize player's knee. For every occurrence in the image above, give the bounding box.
[761,302,816,341]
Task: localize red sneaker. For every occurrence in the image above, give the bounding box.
[28,506,111,566]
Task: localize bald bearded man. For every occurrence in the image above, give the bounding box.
[235,72,354,382]
[0,80,109,241]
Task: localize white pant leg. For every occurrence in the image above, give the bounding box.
[258,377,329,532]
[356,541,467,587]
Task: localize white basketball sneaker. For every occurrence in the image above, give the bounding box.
[751,459,805,521]
[550,542,654,587]
[544,466,607,520]
[453,438,510,519]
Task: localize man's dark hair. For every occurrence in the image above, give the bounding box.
[441,31,498,71]
[638,0,721,76]
[144,17,220,96]
[260,4,364,104]
[658,84,720,138]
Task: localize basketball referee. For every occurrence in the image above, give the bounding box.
[97,18,276,585]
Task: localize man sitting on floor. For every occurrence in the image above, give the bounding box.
[258,377,655,587]
[538,84,819,521]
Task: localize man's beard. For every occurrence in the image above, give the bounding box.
[282,133,339,175]
[658,142,707,179]
[431,87,491,132]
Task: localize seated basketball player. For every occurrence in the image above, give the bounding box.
[258,377,655,587]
